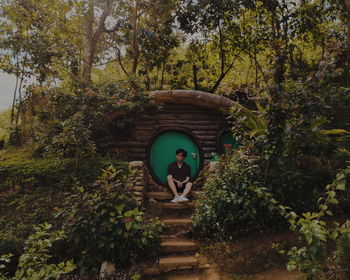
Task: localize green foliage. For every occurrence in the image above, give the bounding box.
[0,109,11,146]
[56,165,164,273]
[0,232,19,276]
[0,223,76,280]
[271,167,350,279]
[334,221,350,280]
[192,149,267,239]
[0,148,128,190]
[19,83,158,160]
[45,111,96,167]
[0,0,179,90]
[194,57,350,244]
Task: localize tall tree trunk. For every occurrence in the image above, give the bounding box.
[344,0,350,64]
[82,0,95,83]
[265,0,287,85]
[14,70,25,128]
[160,61,165,89]
[82,0,113,84]
[192,64,199,90]
[10,55,19,126]
[131,0,140,74]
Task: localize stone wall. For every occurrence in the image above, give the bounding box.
[128,161,148,206]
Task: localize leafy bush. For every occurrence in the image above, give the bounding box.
[0,223,75,280]
[271,166,350,279]
[0,231,20,276]
[19,83,158,159]
[335,223,350,280]
[0,149,128,190]
[192,149,270,239]
[0,109,11,146]
[194,56,350,241]
[56,165,164,274]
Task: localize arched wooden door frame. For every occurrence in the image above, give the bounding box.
[216,127,235,154]
[146,126,204,186]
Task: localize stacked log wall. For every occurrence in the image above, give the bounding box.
[108,103,230,164]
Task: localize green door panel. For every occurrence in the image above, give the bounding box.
[219,131,237,152]
[150,131,201,184]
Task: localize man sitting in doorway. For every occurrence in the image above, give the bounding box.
[167,148,193,203]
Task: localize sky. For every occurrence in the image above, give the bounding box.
[0,71,15,112]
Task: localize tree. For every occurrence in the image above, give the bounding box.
[176,0,246,92]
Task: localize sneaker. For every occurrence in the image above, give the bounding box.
[177,195,189,202]
[171,195,180,203]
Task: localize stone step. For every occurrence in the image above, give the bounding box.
[165,274,200,280]
[161,238,198,253]
[162,218,193,235]
[160,232,193,240]
[163,218,192,227]
[147,191,203,201]
[163,202,194,210]
[147,191,173,200]
[160,255,198,268]
[191,190,203,198]
[144,255,199,275]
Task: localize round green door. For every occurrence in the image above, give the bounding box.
[219,131,237,152]
[150,131,201,184]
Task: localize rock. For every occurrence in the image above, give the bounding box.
[155,184,167,191]
[208,161,220,173]
[113,182,123,188]
[149,176,157,184]
[100,261,115,278]
[133,186,144,191]
[129,161,144,168]
[133,191,143,196]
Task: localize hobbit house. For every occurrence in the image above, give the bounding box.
[98,90,241,278]
[101,90,237,206]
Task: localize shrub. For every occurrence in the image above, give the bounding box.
[0,231,20,276]
[192,149,274,240]
[194,59,350,241]
[270,166,350,279]
[0,223,76,280]
[56,165,164,275]
[19,84,158,159]
[335,222,350,280]
[0,149,128,190]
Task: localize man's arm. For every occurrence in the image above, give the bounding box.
[181,165,191,183]
[181,176,190,184]
[168,164,181,184]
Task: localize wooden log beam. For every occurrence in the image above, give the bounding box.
[135,119,226,126]
[114,141,147,147]
[103,90,240,123]
[148,90,236,109]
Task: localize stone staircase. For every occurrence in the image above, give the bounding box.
[144,190,220,280]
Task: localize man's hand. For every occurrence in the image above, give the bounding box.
[174,179,183,188]
[180,176,190,185]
